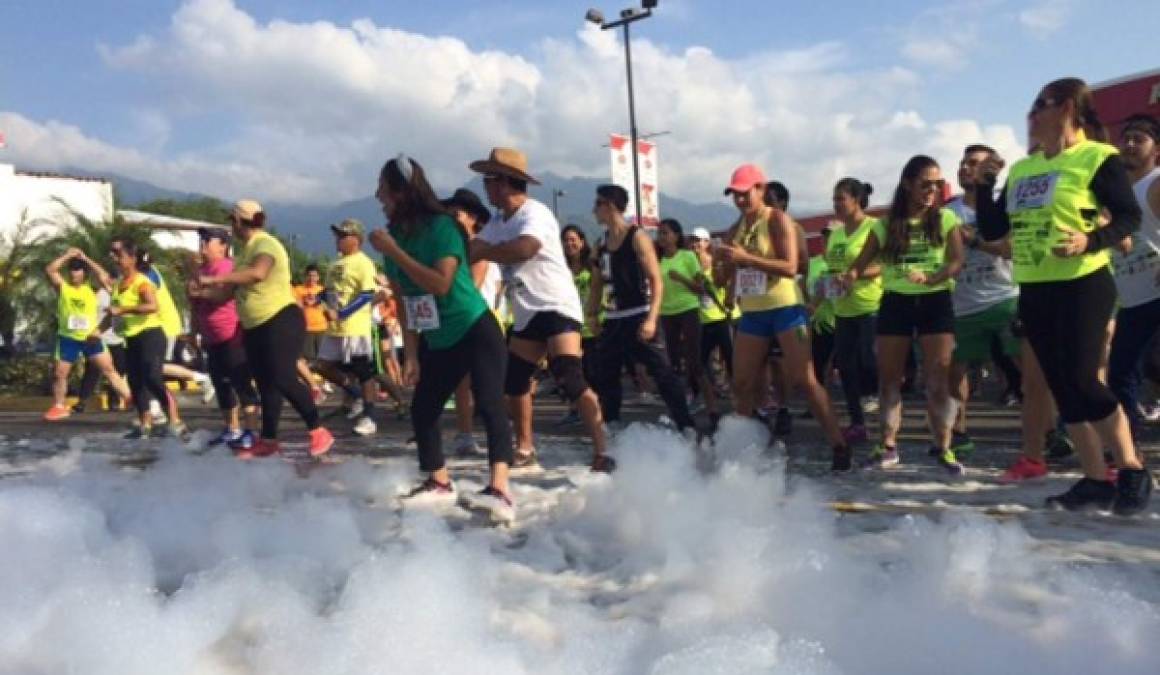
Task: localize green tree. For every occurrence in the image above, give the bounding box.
[0,211,47,355]
[132,196,231,224]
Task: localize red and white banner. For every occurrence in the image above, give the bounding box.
[609,133,659,228]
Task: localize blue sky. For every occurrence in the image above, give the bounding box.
[1,0,1157,211]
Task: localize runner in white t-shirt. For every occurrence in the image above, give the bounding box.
[467,147,609,471]
[1108,114,1160,430]
[946,144,1023,459]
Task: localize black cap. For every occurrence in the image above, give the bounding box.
[440,188,491,226]
[198,227,231,244]
[67,257,87,271]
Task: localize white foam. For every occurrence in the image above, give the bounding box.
[0,424,1156,674]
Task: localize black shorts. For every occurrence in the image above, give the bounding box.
[876,290,954,337]
[302,331,324,360]
[511,311,583,342]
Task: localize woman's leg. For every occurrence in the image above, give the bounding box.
[876,336,912,449]
[775,323,844,447]
[919,332,956,451]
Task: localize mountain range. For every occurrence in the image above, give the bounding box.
[71,168,740,254]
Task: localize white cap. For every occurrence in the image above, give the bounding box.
[691,227,711,240]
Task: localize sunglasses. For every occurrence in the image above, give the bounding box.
[1028,96,1059,116]
[918,179,946,192]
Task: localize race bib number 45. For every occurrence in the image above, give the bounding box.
[404,295,440,331]
[1010,172,1060,211]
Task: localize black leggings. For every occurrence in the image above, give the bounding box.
[413,312,513,472]
[242,304,319,439]
[661,309,704,395]
[78,343,127,407]
[591,313,694,429]
[834,313,878,425]
[811,326,835,385]
[206,338,259,412]
[1019,269,1119,424]
[125,328,169,417]
[700,320,733,377]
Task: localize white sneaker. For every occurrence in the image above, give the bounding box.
[199,375,216,405]
[149,399,168,425]
[452,432,482,456]
[399,478,457,510]
[862,396,880,414]
[465,486,515,524]
[1138,402,1160,423]
[345,399,365,420]
[353,415,377,436]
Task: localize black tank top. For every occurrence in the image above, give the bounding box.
[599,226,650,313]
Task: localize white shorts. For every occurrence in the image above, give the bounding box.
[319,335,375,364]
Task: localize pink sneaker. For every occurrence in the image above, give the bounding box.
[43,404,71,421]
[308,427,334,457]
[842,424,868,444]
[999,456,1047,484]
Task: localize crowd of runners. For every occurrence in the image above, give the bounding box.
[37,77,1159,521]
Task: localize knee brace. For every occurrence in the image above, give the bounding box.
[549,355,589,402]
[343,356,378,384]
[504,353,538,396]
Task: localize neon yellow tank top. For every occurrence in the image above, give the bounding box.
[1005,139,1117,283]
[153,270,182,338]
[732,210,801,313]
[57,282,98,340]
[113,274,163,338]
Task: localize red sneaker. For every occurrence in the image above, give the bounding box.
[308,427,334,457]
[236,438,281,460]
[999,456,1047,484]
[43,404,71,421]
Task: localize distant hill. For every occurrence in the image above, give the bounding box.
[58,167,739,254]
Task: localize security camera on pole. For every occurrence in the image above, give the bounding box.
[587,1,657,227]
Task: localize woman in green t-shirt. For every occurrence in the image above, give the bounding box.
[826,178,883,444]
[844,156,964,473]
[657,218,718,421]
[561,224,597,426]
[370,154,515,523]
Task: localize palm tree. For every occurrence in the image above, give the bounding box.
[17,207,187,349]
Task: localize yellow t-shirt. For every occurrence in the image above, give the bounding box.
[57,282,98,340]
[113,273,163,338]
[326,250,378,337]
[731,210,801,313]
[235,231,296,330]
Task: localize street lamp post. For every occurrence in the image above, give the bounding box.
[587,1,657,227]
[552,189,566,220]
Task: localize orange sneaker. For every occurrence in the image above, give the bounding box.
[999,456,1047,484]
[236,438,281,460]
[43,405,71,421]
[308,427,334,457]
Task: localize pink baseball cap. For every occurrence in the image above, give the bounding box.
[724,164,767,195]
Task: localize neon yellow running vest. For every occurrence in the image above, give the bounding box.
[1005,139,1117,283]
[57,282,98,340]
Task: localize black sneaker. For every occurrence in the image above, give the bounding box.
[1112,468,1154,516]
[1046,429,1074,460]
[70,402,86,414]
[1045,477,1115,512]
[950,431,975,458]
[591,455,618,473]
[831,445,852,473]
[774,407,792,436]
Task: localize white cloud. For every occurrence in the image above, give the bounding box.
[1018,1,1072,39]
[3,0,1024,215]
